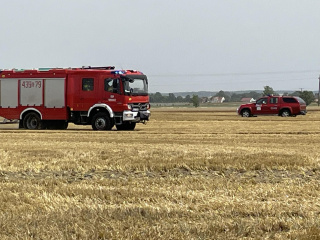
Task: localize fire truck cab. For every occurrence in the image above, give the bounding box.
[0,66,150,130]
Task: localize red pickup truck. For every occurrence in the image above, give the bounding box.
[238,96,307,117]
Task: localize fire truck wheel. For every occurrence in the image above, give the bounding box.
[23,112,43,130]
[92,112,112,130]
[116,122,136,131]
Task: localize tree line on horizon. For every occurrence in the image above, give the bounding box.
[150,86,316,106]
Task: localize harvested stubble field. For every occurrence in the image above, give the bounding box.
[1,108,320,239]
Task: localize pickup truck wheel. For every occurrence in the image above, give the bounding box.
[24,112,43,130]
[92,112,112,130]
[281,110,291,117]
[241,109,251,117]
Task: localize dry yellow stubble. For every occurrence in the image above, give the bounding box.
[0,108,320,239]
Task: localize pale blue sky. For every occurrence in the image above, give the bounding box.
[1,0,320,92]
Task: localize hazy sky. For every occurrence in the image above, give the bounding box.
[1,0,320,93]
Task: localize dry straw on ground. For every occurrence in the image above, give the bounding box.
[0,107,320,239]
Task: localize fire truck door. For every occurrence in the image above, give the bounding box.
[77,77,97,110]
[100,77,120,106]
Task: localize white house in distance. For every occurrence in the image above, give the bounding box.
[241,97,255,103]
[211,96,225,103]
[200,97,226,103]
[200,96,226,103]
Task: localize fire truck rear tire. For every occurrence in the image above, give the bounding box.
[23,112,43,130]
[19,120,23,129]
[92,112,112,130]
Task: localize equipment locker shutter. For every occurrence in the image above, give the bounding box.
[20,79,43,106]
[0,79,18,108]
[44,78,65,108]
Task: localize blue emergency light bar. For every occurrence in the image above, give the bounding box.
[111,70,126,74]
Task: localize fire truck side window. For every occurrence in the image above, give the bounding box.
[104,78,118,93]
[82,78,94,91]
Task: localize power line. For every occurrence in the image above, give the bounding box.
[151,76,316,87]
[149,69,320,78]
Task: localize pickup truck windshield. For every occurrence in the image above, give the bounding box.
[122,75,148,96]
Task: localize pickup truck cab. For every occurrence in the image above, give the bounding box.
[238,96,307,117]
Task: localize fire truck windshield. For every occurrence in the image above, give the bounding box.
[122,75,148,96]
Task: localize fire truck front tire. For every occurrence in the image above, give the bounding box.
[92,112,112,131]
[116,122,136,131]
[23,112,44,130]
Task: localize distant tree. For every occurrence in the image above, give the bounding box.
[248,91,262,100]
[215,90,231,102]
[168,93,176,103]
[230,93,241,102]
[152,92,164,102]
[216,90,225,97]
[299,91,315,106]
[191,94,199,107]
[290,91,301,96]
[224,95,231,102]
[287,91,315,105]
[176,96,183,102]
[229,91,261,102]
[185,95,191,103]
[263,86,274,96]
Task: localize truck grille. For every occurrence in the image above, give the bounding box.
[131,103,148,111]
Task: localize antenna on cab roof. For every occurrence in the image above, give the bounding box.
[81,66,115,70]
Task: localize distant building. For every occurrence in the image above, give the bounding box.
[241,98,255,103]
[210,96,225,103]
[200,97,209,103]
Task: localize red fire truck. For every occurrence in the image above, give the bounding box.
[0,66,150,130]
